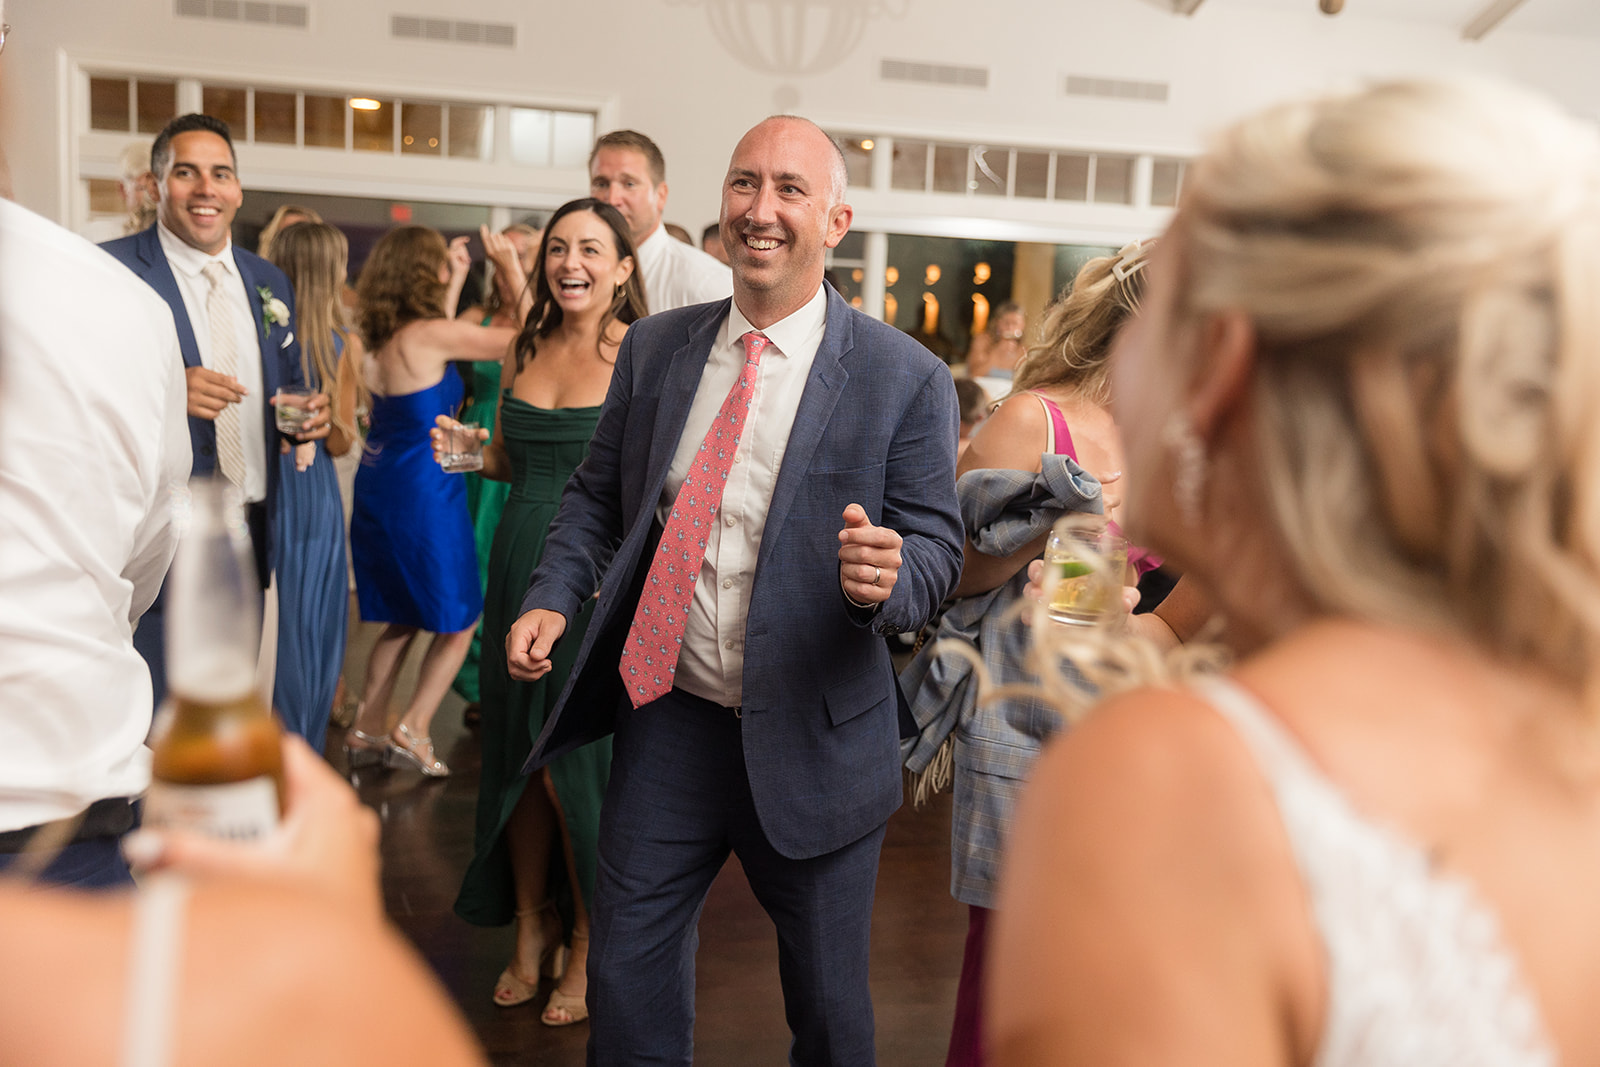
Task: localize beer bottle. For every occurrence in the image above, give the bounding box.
[144,478,284,841]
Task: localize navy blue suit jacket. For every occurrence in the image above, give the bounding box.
[522,287,964,860]
[102,225,304,570]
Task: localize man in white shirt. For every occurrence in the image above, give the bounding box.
[509,117,962,1065]
[589,129,732,314]
[102,114,330,707]
[0,195,192,887]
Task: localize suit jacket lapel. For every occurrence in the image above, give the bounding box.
[135,226,202,369]
[232,251,280,394]
[756,287,853,574]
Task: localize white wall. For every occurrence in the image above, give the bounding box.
[6,0,1600,234]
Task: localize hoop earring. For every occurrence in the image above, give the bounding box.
[1162,413,1207,527]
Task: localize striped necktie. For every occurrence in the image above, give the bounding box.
[202,261,247,489]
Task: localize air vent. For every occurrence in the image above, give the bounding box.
[880,58,988,90]
[391,14,516,48]
[175,0,308,27]
[1064,75,1169,103]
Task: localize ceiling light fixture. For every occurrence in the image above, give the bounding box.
[349,97,382,111]
[1319,0,1344,12]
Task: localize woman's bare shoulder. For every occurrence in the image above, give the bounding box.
[958,391,1048,476]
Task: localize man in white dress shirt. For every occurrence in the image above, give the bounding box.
[589,129,732,314]
[0,194,192,887]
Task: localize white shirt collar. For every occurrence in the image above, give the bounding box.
[157,220,237,280]
[727,283,829,361]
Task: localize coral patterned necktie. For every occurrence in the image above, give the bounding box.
[619,330,771,708]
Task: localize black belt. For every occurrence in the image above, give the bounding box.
[0,796,139,854]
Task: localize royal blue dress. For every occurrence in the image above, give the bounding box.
[271,338,348,751]
[350,372,483,634]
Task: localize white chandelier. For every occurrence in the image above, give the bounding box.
[670,0,911,77]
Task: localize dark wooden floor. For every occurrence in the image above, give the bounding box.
[336,613,967,1065]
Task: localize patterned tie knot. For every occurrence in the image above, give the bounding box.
[202,261,230,290]
[742,330,772,366]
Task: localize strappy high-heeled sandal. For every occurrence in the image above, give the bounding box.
[541,931,589,1027]
[494,904,568,1008]
[342,727,391,769]
[386,722,449,777]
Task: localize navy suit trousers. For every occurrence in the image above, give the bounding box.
[588,687,886,1067]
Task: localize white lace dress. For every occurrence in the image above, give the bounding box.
[1193,677,1558,1067]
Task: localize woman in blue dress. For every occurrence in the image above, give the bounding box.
[346,225,517,776]
[265,221,367,751]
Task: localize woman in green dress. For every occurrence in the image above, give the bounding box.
[436,199,647,1027]
[452,223,541,718]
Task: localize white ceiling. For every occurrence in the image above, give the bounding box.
[1186,0,1600,38]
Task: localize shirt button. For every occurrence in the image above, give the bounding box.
[734,453,743,463]
[725,516,737,527]
[722,578,733,589]
[724,640,735,650]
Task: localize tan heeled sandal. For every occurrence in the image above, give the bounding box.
[540,932,589,1027]
[494,905,567,1008]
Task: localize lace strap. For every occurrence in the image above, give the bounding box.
[1189,676,1330,797]
[121,875,190,1067]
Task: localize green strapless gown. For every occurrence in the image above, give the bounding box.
[455,397,608,930]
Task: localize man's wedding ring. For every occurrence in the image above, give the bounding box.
[872,566,882,586]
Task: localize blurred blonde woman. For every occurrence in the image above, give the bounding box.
[257,204,323,261]
[265,222,366,749]
[992,79,1600,1066]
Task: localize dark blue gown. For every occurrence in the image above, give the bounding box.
[271,338,347,750]
[350,372,482,634]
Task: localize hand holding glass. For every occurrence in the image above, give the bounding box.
[1040,515,1128,627]
[273,388,314,434]
[436,419,485,473]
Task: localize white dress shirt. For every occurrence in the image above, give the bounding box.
[0,199,192,830]
[635,224,733,315]
[157,222,267,502]
[655,284,829,706]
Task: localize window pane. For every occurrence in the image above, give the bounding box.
[1055,153,1089,201]
[932,143,966,194]
[447,105,491,160]
[136,80,177,135]
[509,108,552,166]
[90,77,131,132]
[840,136,873,189]
[401,102,443,156]
[1151,158,1185,208]
[304,94,345,149]
[254,90,297,144]
[971,146,1008,198]
[203,86,248,136]
[551,110,594,168]
[1013,151,1050,199]
[1093,155,1133,205]
[352,99,394,153]
[891,140,928,191]
[88,178,124,214]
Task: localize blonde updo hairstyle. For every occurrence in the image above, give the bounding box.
[1009,241,1153,406]
[1173,79,1600,691]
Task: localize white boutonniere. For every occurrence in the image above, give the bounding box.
[256,285,291,334]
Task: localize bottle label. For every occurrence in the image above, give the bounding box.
[143,777,280,842]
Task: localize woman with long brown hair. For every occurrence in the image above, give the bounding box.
[440,198,646,1026]
[264,221,366,749]
[344,226,516,777]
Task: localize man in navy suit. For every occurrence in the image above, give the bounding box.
[102,114,329,706]
[506,116,963,1064]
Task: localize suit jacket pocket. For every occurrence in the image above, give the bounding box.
[824,664,892,727]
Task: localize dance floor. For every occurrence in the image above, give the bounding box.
[337,605,966,1065]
